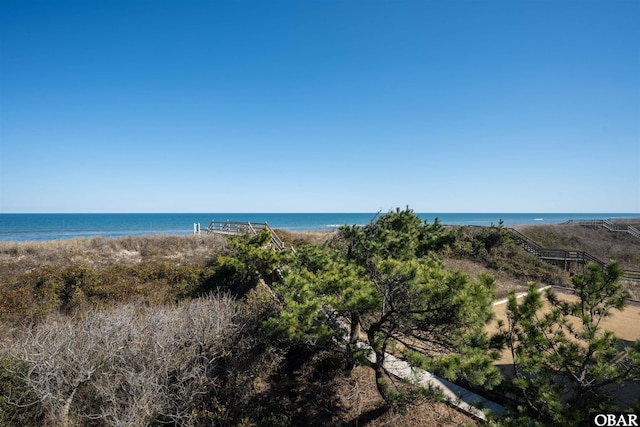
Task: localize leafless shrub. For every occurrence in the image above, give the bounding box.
[3,293,242,427]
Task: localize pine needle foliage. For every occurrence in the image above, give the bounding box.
[265,207,501,406]
[502,262,640,426]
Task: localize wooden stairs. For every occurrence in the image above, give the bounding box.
[507,228,640,281]
[205,220,291,252]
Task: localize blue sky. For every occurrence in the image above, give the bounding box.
[1,0,639,213]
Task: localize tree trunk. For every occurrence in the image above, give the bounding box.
[345,312,361,371]
[373,352,394,406]
[58,386,77,427]
[366,322,394,406]
[349,312,360,343]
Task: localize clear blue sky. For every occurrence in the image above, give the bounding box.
[1,0,638,213]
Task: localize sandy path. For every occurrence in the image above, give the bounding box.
[491,290,640,350]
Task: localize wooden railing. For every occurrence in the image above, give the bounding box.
[206,220,264,235]
[624,270,640,281]
[205,220,288,251]
[508,228,637,281]
[509,228,604,268]
[536,248,604,268]
[508,229,543,256]
[563,219,640,240]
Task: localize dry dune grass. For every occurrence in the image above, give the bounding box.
[0,230,329,272]
[274,229,336,247]
[0,235,231,326]
[337,366,478,427]
[0,234,228,270]
[514,223,640,271]
[443,257,544,299]
[513,222,640,298]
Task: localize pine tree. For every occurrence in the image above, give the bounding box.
[503,262,640,426]
[265,208,501,406]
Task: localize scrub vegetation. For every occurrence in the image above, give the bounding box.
[1,209,639,426]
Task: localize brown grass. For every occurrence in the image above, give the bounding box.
[443,258,536,299]
[510,222,640,298]
[0,234,228,271]
[337,366,478,426]
[514,223,640,271]
[274,229,336,247]
[0,235,230,326]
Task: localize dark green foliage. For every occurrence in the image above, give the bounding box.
[266,207,501,406]
[8,219,637,424]
[463,220,512,260]
[501,262,640,426]
[340,207,460,263]
[0,261,212,323]
[0,355,42,427]
[201,229,283,297]
[263,243,377,348]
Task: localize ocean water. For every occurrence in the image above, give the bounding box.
[0,213,637,242]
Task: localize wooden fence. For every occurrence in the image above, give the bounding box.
[204,220,287,251]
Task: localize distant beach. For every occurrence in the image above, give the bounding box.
[0,213,638,242]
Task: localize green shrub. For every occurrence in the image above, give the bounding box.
[0,354,42,426]
[0,260,219,324]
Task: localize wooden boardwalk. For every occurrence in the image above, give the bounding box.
[202,220,289,251]
[563,219,640,240]
[508,228,640,281]
[356,342,505,421]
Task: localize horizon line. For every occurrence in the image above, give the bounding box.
[1,211,639,215]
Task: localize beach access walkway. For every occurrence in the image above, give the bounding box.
[199,219,291,252]
[508,227,640,282]
[356,342,505,420]
[563,219,640,240]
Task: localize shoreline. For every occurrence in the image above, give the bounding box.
[1,213,638,243]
